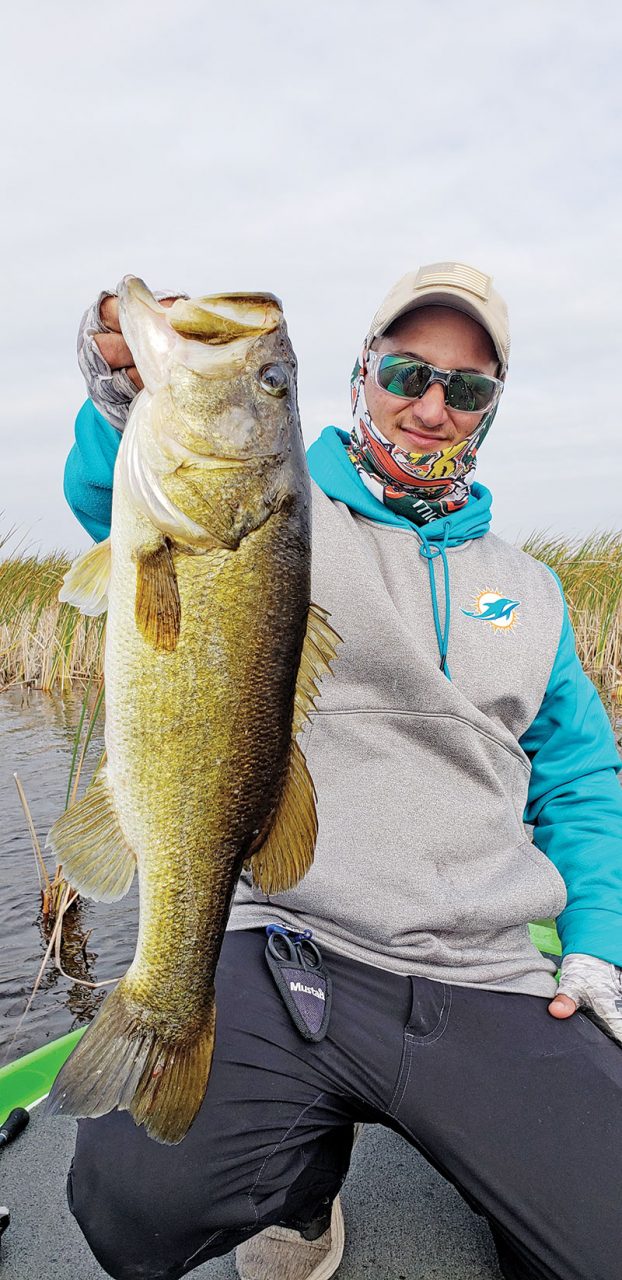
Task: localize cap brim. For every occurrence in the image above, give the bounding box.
[372,291,506,370]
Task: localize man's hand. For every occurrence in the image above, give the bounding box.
[96,295,179,391]
[77,286,186,432]
[548,953,622,1045]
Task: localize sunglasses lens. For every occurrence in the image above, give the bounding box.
[447,373,496,412]
[376,356,431,398]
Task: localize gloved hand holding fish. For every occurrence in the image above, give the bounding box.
[46,278,340,1144]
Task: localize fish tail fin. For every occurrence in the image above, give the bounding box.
[47,979,216,1145]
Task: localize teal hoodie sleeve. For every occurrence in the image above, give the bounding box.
[520,570,622,965]
[63,400,120,542]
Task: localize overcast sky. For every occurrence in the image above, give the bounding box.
[2,0,621,555]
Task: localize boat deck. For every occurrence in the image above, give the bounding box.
[1,1105,503,1278]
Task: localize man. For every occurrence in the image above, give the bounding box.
[63,262,622,1280]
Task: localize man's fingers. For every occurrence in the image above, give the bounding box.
[92,327,143,386]
[91,291,178,393]
[548,993,578,1019]
[549,956,622,1046]
[99,294,121,331]
[100,293,177,330]
[126,366,144,390]
[94,332,135,370]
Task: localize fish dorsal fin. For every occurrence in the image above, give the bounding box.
[46,771,136,902]
[58,538,111,616]
[293,603,342,737]
[135,541,181,653]
[249,739,317,895]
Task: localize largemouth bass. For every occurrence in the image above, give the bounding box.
[47,278,339,1144]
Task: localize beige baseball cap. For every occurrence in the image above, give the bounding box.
[366,261,510,374]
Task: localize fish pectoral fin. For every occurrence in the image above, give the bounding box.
[58,537,111,616]
[46,772,136,902]
[135,540,181,652]
[249,739,317,895]
[47,978,216,1145]
[293,603,342,737]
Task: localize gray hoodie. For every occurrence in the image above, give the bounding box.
[230,480,572,996]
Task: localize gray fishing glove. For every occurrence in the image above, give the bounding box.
[549,953,622,1045]
[77,286,187,432]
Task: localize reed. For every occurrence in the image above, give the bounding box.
[525,532,622,717]
[0,531,104,690]
[1,528,621,715]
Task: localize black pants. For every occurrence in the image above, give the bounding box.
[67,929,622,1280]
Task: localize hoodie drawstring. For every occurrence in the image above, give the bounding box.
[416,524,452,679]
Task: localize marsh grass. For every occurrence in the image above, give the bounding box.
[525,532,622,716]
[2,526,621,710]
[0,530,104,690]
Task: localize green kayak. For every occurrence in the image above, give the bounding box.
[0,1028,86,1113]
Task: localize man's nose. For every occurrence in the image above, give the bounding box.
[409,380,448,427]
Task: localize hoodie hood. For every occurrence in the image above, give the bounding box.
[307,427,495,678]
[307,427,492,546]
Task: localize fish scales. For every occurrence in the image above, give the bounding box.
[47,280,340,1143]
[106,485,309,1012]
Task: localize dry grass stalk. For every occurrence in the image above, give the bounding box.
[13,771,51,897]
[6,754,116,1062]
[0,879,115,1068]
[13,771,72,921]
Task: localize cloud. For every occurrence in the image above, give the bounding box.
[1,0,621,550]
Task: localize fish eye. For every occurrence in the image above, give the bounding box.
[259,364,288,397]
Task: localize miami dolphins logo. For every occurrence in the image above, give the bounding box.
[462,590,520,631]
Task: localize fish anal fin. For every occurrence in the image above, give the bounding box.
[135,540,181,652]
[250,739,317,896]
[58,538,111,616]
[293,603,342,737]
[46,772,136,902]
[47,980,216,1145]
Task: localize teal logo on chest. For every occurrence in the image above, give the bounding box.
[462,590,520,631]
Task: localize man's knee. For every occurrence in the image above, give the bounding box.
[67,1115,233,1280]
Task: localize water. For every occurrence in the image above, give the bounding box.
[0,688,138,1062]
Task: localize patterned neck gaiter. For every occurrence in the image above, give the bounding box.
[347,351,499,526]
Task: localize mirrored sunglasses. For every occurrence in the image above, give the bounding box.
[367,351,503,413]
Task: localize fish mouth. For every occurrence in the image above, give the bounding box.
[119,278,283,343]
[168,293,283,345]
[118,278,286,389]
